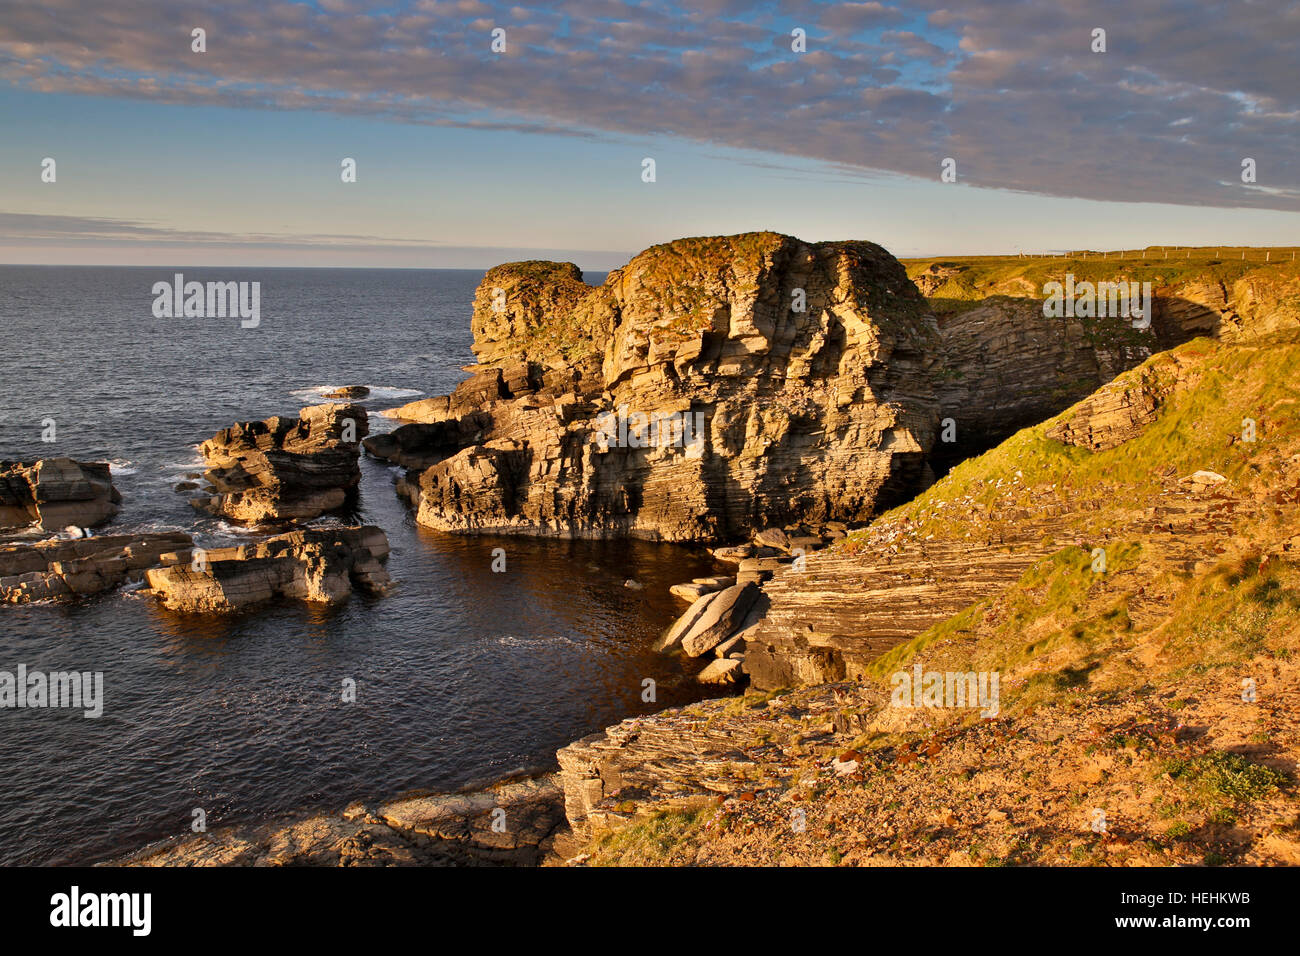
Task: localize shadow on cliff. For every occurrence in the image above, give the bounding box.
[922,294,1224,481]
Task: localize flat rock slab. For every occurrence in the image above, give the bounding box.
[0,531,193,604]
[120,775,566,867]
[680,582,760,657]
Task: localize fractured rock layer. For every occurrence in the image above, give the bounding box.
[0,531,193,604]
[0,458,122,531]
[144,525,392,612]
[196,403,368,523]
[371,233,1152,543]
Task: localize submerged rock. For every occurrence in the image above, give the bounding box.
[196,403,368,524]
[144,525,392,612]
[0,458,122,531]
[324,385,370,399]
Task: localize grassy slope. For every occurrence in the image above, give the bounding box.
[575,327,1300,866]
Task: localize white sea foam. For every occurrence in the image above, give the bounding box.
[214,521,261,537]
[495,634,590,651]
[289,385,424,402]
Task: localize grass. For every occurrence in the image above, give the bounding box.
[1160,751,1287,808]
[842,336,1300,552]
[863,543,1142,708]
[584,808,711,865]
[901,250,1300,307]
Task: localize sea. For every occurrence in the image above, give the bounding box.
[0,265,720,865]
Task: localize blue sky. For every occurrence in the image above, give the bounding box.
[2,0,1298,270]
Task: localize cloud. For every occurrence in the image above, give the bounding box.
[0,0,1296,210]
[0,212,629,268]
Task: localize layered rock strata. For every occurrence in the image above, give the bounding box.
[144,525,392,612]
[196,403,368,523]
[122,774,565,867]
[0,531,193,604]
[370,233,1159,543]
[0,458,122,530]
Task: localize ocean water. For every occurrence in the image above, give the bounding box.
[0,266,720,866]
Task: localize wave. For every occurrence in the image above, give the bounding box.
[494,634,592,652]
[289,385,424,402]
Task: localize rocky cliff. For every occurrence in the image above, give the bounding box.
[554,323,1300,866]
[735,253,1300,691]
[369,233,1163,543]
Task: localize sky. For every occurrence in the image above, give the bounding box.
[1,0,1298,271]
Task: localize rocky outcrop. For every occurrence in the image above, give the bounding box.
[370,233,1179,544]
[324,385,369,399]
[555,682,887,843]
[0,531,193,604]
[913,261,966,296]
[470,261,599,368]
[742,535,1060,690]
[373,234,947,541]
[196,404,368,523]
[121,775,565,867]
[1044,349,1203,451]
[144,525,392,612]
[931,297,1151,460]
[0,458,122,531]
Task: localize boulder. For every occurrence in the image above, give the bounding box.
[654,589,722,653]
[197,403,368,524]
[324,385,370,399]
[696,658,745,686]
[753,528,791,552]
[670,581,712,601]
[679,582,761,658]
[0,458,122,530]
[144,525,392,612]
[669,575,733,601]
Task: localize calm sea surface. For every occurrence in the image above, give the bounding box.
[0,266,719,865]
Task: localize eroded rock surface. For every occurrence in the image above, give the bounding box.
[196,403,368,523]
[1044,349,1203,451]
[0,531,193,604]
[144,525,391,611]
[0,458,122,531]
[370,233,1171,544]
[120,775,565,867]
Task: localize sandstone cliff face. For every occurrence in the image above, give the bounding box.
[470,261,597,368]
[371,233,1176,544]
[1043,348,1205,451]
[144,525,392,612]
[0,458,122,530]
[196,403,368,524]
